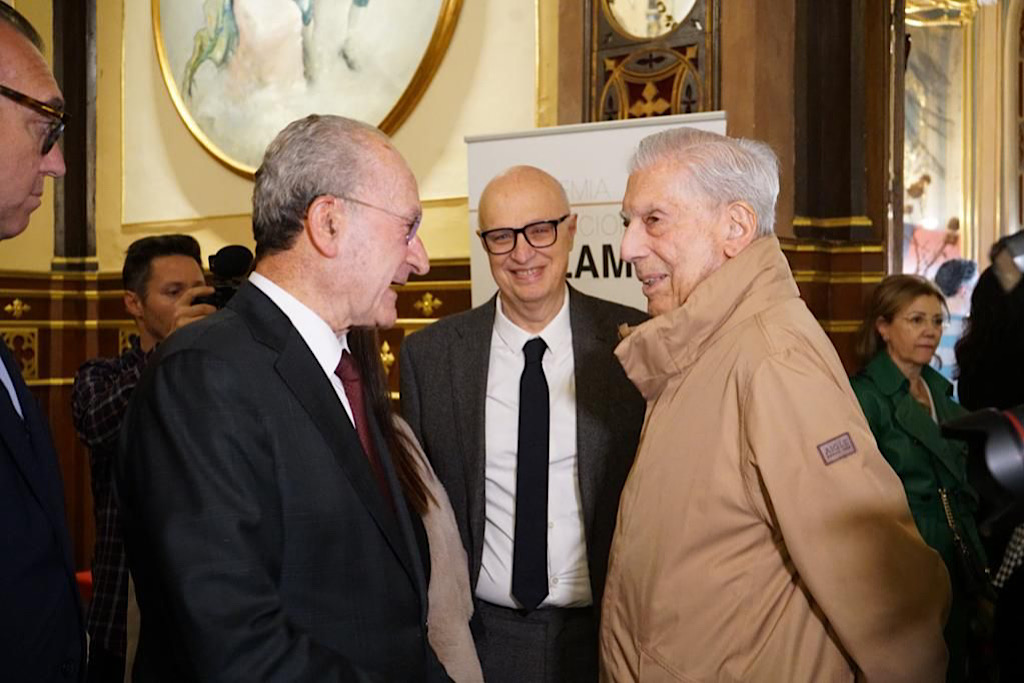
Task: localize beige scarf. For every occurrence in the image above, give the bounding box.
[396,416,484,683]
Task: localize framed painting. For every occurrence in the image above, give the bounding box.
[153,0,462,175]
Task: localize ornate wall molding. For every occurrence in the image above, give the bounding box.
[586,0,719,121]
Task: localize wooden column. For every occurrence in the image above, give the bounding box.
[51,0,97,273]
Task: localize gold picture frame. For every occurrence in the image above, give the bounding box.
[153,0,462,177]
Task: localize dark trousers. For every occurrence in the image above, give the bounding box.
[473,600,598,683]
[87,641,125,683]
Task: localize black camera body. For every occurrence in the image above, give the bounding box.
[943,405,1024,525]
[992,230,1024,270]
[194,245,254,309]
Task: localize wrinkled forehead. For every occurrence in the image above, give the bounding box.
[624,158,711,212]
[362,142,418,202]
[0,26,61,103]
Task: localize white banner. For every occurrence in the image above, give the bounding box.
[465,112,728,310]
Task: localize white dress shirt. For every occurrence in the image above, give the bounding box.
[249,272,355,426]
[475,287,592,608]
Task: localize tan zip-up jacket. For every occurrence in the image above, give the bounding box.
[599,237,950,683]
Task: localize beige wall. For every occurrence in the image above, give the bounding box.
[0,0,54,271]
[117,0,536,269]
[6,0,537,274]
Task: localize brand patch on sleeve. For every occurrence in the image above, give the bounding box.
[817,432,857,465]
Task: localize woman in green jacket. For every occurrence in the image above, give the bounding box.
[851,274,989,683]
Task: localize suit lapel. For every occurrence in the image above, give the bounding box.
[275,337,421,585]
[450,299,495,586]
[232,285,420,591]
[569,289,617,566]
[0,340,68,546]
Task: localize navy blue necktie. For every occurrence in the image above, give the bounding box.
[512,337,549,611]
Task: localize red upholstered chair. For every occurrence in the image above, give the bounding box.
[76,570,93,604]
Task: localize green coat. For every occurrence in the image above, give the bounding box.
[851,351,986,682]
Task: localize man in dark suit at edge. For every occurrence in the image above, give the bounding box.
[0,3,85,681]
[117,114,452,681]
[400,165,648,682]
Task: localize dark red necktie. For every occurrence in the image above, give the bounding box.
[335,350,392,506]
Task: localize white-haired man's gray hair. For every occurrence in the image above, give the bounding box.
[252,114,390,256]
[629,127,780,237]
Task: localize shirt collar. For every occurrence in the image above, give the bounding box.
[494,286,571,357]
[249,272,349,375]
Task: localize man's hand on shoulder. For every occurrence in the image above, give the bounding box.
[171,284,217,332]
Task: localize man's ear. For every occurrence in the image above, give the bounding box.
[722,201,758,258]
[124,291,143,320]
[564,213,577,250]
[306,195,341,258]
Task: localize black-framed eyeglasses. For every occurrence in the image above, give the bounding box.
[337,195,421,243]
[0,84,68,156]
[478,214,570,255]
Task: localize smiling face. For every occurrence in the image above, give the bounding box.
[876,294,945,374]
[338,144,428,329]
[620,158,730,316]
[0,24,66,239]
[479,166,576,331]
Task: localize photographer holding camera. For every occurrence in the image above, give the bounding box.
[70,235,214,682]
[956,231,1024,413]
[953,229,1024,681]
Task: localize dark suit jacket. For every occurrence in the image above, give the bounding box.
[0,340,85,682]
[116,283,450,682]
[399,286,647,610]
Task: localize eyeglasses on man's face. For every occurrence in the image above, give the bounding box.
[478,214,570,255]
[0,84,68,156]
[336,195,421,244]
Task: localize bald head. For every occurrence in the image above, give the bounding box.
[479,165,569,231]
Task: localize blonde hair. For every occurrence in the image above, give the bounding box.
[854,274,948,369]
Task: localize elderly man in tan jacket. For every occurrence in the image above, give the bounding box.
[599,128,951,682]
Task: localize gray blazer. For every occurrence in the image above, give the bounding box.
[398,285,648,609]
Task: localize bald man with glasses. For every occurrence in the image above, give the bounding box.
[399,165,648,683]
[0,4,84,682]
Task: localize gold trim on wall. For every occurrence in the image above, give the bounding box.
[152,0,463,176]
[0,328,38,379]
[536,0,559,127]
[792,215,874,228]
[791,271,886,284]
[396,280,468,292]
[51,256,100,265]
[818,320,863,334]
[779,242,885,254]
[0,288,123,300]
[0,271,113,281]
[25,378,75,388]
[0,320,135,330]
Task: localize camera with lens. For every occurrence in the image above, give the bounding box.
[943,405,1024,525]
[194,245,254,309]
[991,230,1024,271]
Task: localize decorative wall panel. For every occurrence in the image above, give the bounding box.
[587,0,719,121]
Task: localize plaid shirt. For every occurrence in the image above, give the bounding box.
[71,336,150,656]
